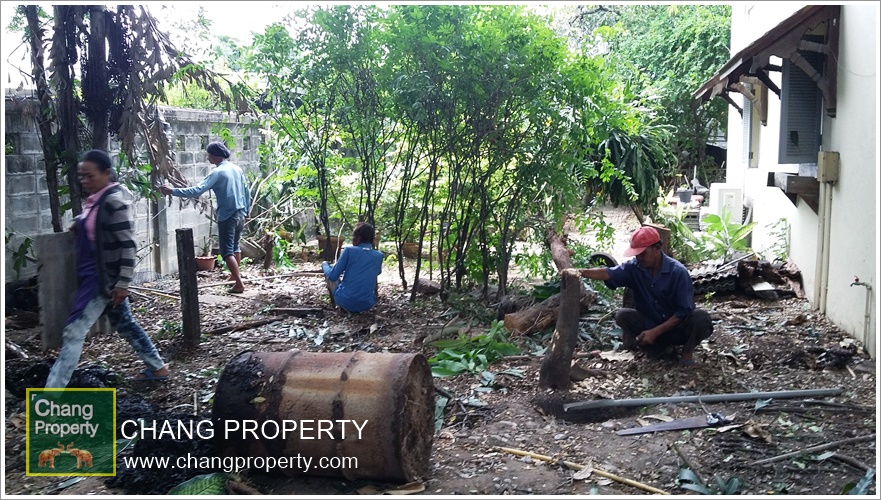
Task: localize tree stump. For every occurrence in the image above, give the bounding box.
[539,269,581,389]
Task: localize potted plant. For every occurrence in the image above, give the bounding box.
[195,235,217,271]
[676,175,694,204]
[316,233,345,255]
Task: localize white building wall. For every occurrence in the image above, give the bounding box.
[822,4,878,355]
[728,4,802,263]
[727,3,878,356]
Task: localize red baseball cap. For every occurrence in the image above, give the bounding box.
[624,226,661,257]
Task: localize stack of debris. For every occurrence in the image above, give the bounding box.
[688,254,805,300]
[738,259,805,299]
[690,260,740,295]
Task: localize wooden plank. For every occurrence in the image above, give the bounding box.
[273,308,325,318]
[800,194,820,214]
[176,228,201,349]
[773,172,819,196]
[824,9,840,118]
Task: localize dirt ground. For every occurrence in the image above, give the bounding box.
[3,211,878,496]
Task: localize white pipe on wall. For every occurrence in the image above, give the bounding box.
[814,182,829,310]
[819,181,833,314]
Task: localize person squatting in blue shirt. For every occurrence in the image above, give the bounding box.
[322,223,384,313]
[576,226,713,368]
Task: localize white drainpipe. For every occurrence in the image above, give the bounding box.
[814,181,833,314]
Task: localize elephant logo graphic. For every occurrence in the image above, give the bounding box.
[37,442,66,468]
[66,442,94,469]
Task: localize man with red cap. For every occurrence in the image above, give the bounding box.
[577,226,712,367]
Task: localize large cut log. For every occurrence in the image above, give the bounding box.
[539,269,581,389]
[504,293,562,335]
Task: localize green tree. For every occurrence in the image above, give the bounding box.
[15,5,246,230]
[575,4,731,186]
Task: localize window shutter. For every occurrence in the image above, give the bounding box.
[779,52,823,164]
[742,83,753,167]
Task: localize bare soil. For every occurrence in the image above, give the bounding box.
[4,229,877,496]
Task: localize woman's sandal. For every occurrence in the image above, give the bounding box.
[131,369,169,382]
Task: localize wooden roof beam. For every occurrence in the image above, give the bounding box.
[789,51,836,118]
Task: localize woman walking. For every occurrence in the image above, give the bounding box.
[46,150,169,388]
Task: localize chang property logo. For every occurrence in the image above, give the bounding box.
[26,388,116,476]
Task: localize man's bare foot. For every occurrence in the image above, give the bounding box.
[678,351,697,369]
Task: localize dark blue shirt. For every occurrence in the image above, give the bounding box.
[322,243,384,313]
[605,253,695,329]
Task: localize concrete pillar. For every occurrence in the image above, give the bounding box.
[36,232,114,352]
[154,196,173,274]
[36,232,77,351]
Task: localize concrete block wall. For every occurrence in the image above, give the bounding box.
[4,97,263,282]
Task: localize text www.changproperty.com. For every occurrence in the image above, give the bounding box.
[123,454,358,474]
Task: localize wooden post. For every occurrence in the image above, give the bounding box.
[642,223,671,256]
[176,228,200,349]
[262,232,274,270]
[539,268,581,389]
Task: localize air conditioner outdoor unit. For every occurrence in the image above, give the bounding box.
[708,183,744,223]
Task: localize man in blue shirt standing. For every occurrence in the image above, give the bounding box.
[322,223,384,313]
[160,141,251,293]
[577,226,713,367]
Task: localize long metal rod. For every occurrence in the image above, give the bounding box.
[563,388,842,412]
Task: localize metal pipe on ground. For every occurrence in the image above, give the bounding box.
[563,388,842,412]
[212,351,435,482]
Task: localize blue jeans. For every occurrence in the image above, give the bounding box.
[218,215,244,257]
[46,296,166,388]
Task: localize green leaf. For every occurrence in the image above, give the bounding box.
[498,368,525,378]
[754,398,772,410]
[434,395,449,431]
[431,366,461,377]
[678,467,705,487]
[843,469,874,495]
[680,483,712,495]
[432,337,469,349]
[168,472,229,495]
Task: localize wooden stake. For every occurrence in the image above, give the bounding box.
[671,444,706,486]
[497,447,670,495]
[504,350,601,362]
[176,228,200,349]
[197,272,321,289]
[750,434,875,466]
[129,285,180,300]
[203,317,283,336]
[272,308,325,318]
[831,453,871,472]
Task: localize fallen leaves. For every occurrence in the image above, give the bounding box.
[598,351,636,362]
[742,419,773,443]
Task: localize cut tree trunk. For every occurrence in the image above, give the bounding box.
[539,269,581,389]
[504,229,596,335]
[504,293,563,335]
